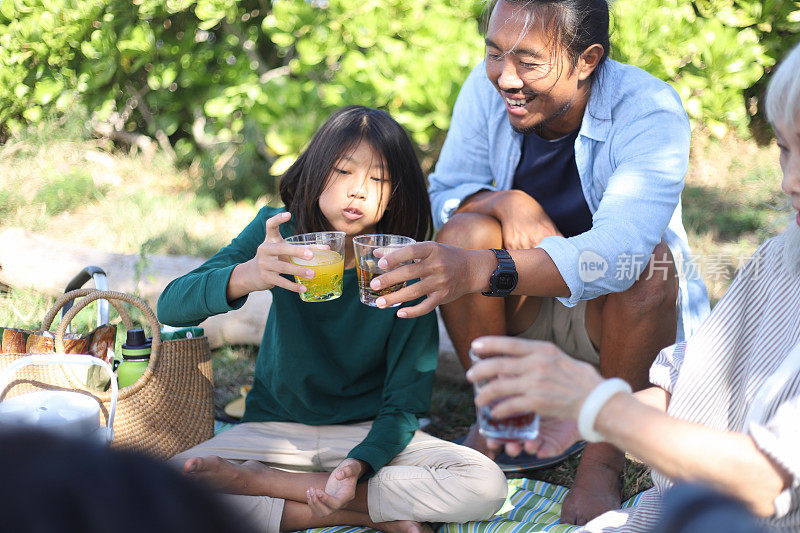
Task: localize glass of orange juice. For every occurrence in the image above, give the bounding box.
[285,231,345,302]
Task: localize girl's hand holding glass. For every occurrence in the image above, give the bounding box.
[285,231,345,303]
[227,212,316,300]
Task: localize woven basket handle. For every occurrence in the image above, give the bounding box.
[53,291,162,363]
[42,289,135,332]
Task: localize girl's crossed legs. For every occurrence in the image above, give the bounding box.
[170,421,508,533]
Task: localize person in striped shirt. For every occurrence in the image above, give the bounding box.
[466,40,800,532]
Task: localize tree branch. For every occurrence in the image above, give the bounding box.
[125,83,177,161]
[91,121,157,158]
[191,109,226,149]
[259,65,290,84]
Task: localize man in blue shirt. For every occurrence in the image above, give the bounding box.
[371,0,710,526]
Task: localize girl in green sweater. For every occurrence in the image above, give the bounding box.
[159,106,507,533]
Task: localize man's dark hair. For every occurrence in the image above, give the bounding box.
[279,105,432,242]
[484,0,611,75]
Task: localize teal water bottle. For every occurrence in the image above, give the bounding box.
[117,329,151,388]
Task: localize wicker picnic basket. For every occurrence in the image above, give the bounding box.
[0,289,214,459]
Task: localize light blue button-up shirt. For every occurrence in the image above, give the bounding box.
[428,59,710,342]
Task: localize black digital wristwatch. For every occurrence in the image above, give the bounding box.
[481,248,518,297]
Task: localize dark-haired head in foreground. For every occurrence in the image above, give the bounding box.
[0,430,257,533]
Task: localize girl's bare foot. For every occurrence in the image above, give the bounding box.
[375,520,434,533]
[183,456,275,495]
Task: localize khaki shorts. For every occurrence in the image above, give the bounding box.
[520,298,600,368]
[170,421,507,532]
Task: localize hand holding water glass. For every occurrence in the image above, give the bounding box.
[468,347,540,442]
[353,234,415,307]
[286,231,345,303]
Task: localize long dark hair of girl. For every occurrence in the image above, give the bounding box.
[279,105,432,242]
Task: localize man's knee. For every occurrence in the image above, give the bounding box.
[435,212,502,249]
[615,241,678,315]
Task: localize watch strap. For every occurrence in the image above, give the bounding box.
[491,248,515,270]
[481,248,517,297]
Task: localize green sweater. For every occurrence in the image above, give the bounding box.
[157,206,439,473]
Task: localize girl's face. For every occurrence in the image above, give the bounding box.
[775,119,800,227]
[318,140,392,236]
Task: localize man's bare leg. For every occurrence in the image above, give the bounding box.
[561,241,679,525]
[436,213,507,370]
[437,215,679,524]
[436,213,543,452]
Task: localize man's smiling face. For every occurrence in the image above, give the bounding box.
[484,0,596,139]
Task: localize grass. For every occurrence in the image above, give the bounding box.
[682,131,790,304]
[211,345,258,420]
[34,169,108,216]
[0,120,791,503]
[0,128,259,257]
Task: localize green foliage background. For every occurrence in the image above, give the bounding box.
[613,0,800,138]
[1,0,798,201]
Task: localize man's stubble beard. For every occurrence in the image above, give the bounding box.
[510,97,573,137]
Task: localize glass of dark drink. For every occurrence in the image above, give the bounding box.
[469,349,540,441]
[353,234,415,307]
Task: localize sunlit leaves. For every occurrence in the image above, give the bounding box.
[612,0,791,137]
[2,0,796,199]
